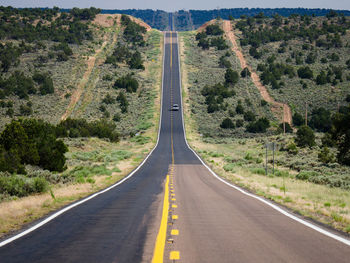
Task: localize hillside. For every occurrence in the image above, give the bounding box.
[0,8,160,137]
[179,16,350,233]
[0,7,163,235]
[233,13,350,120]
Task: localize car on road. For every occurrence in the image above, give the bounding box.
[171,104,179,111]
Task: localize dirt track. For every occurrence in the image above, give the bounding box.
[223,20,292,125]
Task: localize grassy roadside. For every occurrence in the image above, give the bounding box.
[0,30,164,239]
[179,32,350,234]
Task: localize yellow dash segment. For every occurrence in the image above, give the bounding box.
[172,215,178,220]
[171,229,179,235]
[172,204,177,208]
[171,194,175,196]
[170,251,180,260]
[151,175,169,263]
[171,198,176,201]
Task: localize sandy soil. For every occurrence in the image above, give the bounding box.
[222,20,292,125]
[92,14,121,28]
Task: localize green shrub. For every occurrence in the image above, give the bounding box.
[296,171,319,180]
[292,112,305,126]
[286,142,298,155]
[205,24,224,35]
[225,68,239,85]
[223,163,236,172]
[246,118,270,133]
[113,74,139,93]
[0,174,48,197]
[318,147,335,164]
[220,118,235,129]
[250,168,266,175]
[295,125,315,147]
[274,170,290,177]
[297,66,313,79]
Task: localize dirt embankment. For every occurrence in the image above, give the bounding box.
[222,20,292,125]
[197,19,217,33]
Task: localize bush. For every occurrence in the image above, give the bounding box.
[296,171,319,181]
[236,119,244,127]
[309,107,332,132]
[220,118,235,129]
[295,125,315,147]
[297,66,314,79]
[0,173,49,197]
[243,111,256,122]
[236,104,244,114]
[246,118,270,133]
[210,37,228,50]
[57,118,120,143]
[241,67,251,78]
[292,112,304,126]
[286,142,298,155]
[33,72,54,95]
[113,74,139,93]
[206,24,224,35]
[127,51,144,70]
[102,94,115,104]
[330,108,350,165]
[318,147,334,164]
[225,68,239,85]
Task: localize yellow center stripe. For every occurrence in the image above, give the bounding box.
[151,175,170,263]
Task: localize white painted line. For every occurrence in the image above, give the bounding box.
[0,32,167,248]
[175,33,350,247]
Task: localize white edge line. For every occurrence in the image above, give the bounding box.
[0,32,167,248]
[175,32,350,247]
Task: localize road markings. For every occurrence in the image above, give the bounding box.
[172,215,178,220]
[151,175,170,263]
[170,251,180,260]
[171,229,179,235]
[0,28,169,249]
[172,204,177,208]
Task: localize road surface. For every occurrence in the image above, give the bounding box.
[1,32,350,262]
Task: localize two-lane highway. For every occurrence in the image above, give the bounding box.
[0,32,188,263]
[1,32,350,262]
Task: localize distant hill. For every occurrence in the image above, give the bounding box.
[100,8,350,31]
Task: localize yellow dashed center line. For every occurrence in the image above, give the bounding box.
[152,31,180,262]
[171,229,179,236]
[170,251,180,260]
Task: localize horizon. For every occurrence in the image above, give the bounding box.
[1,5,350,13]
[1,0,350,12]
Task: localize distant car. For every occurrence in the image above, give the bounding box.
[171,104,179,111]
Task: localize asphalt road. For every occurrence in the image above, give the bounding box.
[1,32,350,262]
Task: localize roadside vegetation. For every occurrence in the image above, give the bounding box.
[180,12,350,233]
[180,22,274,139]
[0,7,162,236]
